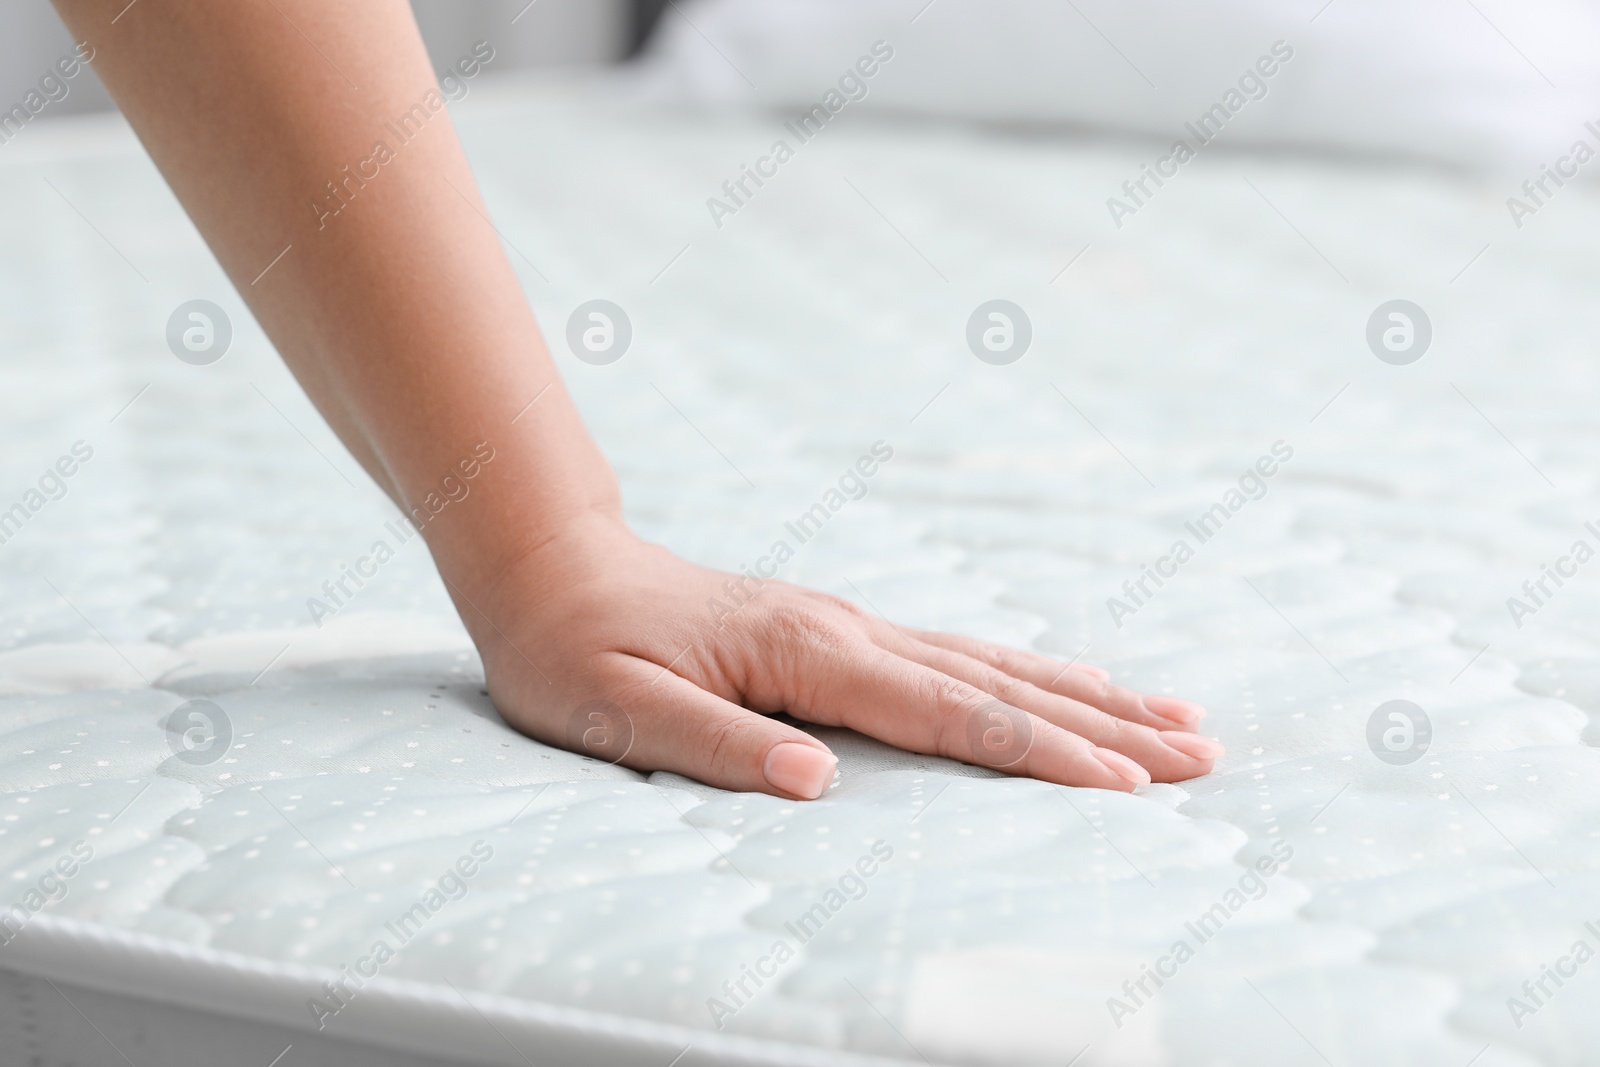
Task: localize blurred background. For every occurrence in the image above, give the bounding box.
[0,0,671,117]
[6,0,1598,177]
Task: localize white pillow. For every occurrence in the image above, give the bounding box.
[641,0,1600,173]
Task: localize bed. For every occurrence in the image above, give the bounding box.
[1,62,1598,1067]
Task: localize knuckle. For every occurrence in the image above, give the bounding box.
[952,691,1038,770]
[983,670,1036,706]
[699,715,763,777]
[1091,681,1144,719]
[1095,713,1153,746]
[926,676,991,752]
[764,603,851,654]
[815,592,869,620]
[1108,681,1144,707]
[989,645,1031,676]
[929,672,982,715]
[1066,671,1113,702]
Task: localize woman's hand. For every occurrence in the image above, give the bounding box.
[51,0,1221,799]
[465,514,1222,800]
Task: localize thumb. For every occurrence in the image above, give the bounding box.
[594,658,838,799]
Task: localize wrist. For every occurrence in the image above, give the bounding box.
[436,495,635,642]
[394,419,620,588]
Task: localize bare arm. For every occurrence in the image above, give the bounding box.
[53,0,1220,798]
[53,0,611,587]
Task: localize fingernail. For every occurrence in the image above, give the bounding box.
[763,743,838,800]
[1091,747,1151,787]
[1158,731,1224,759]
[1143,695,1206,725]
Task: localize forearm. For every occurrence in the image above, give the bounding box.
[52,0,619,603]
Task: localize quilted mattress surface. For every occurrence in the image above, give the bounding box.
[1,77,1598,1066]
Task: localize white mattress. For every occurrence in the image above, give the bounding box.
[2,75,1599,1067]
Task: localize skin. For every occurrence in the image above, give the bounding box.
[52,0,1222,799]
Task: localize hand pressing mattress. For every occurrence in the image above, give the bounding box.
[0,77,1598,1066]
